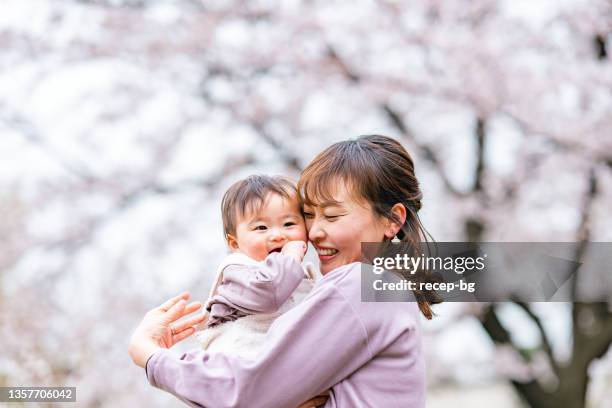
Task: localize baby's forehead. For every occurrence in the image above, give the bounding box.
[239,192,302,220]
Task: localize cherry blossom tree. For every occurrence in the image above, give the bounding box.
[1,0,611,406]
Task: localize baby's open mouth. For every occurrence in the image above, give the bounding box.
[268,247,282,254]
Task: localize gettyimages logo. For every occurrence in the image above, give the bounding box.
[371,253,487,275]
[360,242,612,303]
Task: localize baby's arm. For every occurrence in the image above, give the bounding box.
[211,251,306,316]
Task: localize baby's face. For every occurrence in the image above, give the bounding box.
[228,193,307,261]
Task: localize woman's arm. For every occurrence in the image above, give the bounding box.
[146,285,372,408]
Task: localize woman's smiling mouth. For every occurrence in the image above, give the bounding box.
[315,246,338,260]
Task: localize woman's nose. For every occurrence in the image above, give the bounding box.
[308,221,325,241]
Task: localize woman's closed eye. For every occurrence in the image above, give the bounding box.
[302,212,314,219]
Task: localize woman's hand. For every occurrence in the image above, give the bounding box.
[128,292,206,368]
[297,390,331,408]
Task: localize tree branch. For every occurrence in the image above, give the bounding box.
[251,122,302,172]
[474,117,486,192]
[513,299,559,374]
[325,45,467,198]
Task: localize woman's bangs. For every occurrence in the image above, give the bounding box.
[299,139,372,207]
[300,171,343,207]
[300,169,367,208]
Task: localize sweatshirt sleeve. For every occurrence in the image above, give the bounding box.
[146,285,373,408]
[209,252,305,316]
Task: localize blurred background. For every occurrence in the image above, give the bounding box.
[1,0,611,407]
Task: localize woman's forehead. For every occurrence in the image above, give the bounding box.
[302,177,345,205]
[302,180,370,209]
[303,201,343,209]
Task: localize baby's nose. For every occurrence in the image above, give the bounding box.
[269,229,287,241]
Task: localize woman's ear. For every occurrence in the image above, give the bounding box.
[384,203,407,239]
[226,234,240,251]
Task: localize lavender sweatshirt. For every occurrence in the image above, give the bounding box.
[146,261,426,408]
[206,252,306,326]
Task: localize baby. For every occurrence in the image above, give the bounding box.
[197,175,315,359]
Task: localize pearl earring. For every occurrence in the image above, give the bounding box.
[392,235,400,243]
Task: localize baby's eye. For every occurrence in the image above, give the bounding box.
[284,222,296,227]
[254,225,267,231]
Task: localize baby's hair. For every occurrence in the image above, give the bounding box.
[298,134,441,319]
[222,175,297,239]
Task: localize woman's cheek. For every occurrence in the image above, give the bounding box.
[329,222,349,244]
[305,218,313,232]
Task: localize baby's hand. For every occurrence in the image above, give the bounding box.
[281,241,307,263]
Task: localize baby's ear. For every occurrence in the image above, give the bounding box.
[226,234,240,251]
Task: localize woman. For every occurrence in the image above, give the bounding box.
[129,135,437,407]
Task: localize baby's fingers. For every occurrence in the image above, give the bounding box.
[297,391,330,408]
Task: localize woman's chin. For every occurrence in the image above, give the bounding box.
[318,263,330,274]
[318,253,346,274]
[318,257,336,275]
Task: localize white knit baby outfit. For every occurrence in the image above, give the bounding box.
[196,253,316,360]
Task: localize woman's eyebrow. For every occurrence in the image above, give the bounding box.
[320,202,344,209]
[304,202,344,211]
[303,202,343,210]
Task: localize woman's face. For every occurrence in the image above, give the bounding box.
[303,183,390,275]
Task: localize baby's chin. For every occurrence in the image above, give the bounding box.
[233,249,267,262]
[250,247,283,261]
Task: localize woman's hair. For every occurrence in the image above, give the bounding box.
[298,134,441,319]
[222,175,297,239]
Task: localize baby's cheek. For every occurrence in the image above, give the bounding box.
[296,225,308,241]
